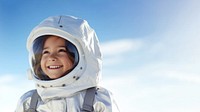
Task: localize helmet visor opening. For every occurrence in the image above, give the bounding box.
[31,35,79,80]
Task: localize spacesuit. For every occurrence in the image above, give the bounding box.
[15,15,120,112]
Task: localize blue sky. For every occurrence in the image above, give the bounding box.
[1,0,200,112]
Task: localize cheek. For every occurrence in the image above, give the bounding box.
[67,60,73,68]
[62,57,73,67]
[40,57,46,70]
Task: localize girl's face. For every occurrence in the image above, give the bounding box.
[41,36,73,79]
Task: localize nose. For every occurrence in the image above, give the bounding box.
[48,53,57,61]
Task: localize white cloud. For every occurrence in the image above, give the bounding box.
[101,66,200,112]
[0,75,14,84]
[101,38,142,57]
[160,70,200,84]
[99,29,200,111]
[101,38,143,66]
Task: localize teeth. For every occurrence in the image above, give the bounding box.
[48,65,62,69]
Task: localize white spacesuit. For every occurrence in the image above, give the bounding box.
[15,15,120,112]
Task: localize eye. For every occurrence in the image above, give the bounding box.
[42,50,49,54]
[58,48,67,53]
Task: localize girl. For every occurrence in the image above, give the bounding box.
[15,15,119,112]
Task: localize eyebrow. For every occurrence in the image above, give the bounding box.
[43,46,66,50]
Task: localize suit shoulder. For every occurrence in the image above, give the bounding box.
[18,89,36,103]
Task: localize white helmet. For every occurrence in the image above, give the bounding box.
[27,15,102,89]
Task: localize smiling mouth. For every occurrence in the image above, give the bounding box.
[47,65,63,69]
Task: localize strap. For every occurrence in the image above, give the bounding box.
[27,88,96,112]
[81,87,96,112]
[27,90,40,112]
